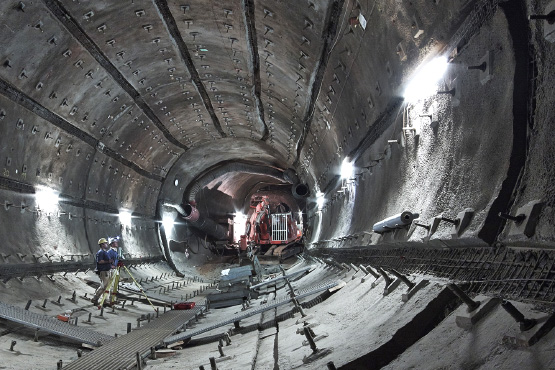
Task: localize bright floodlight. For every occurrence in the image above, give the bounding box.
[233,211,248,242]
[316,192,325,210]
[340,157,354,179]
[403,57,448,102]
[119,210,132,226]
[35,186,59,213]
[162,214,175,231]
[233,211,247,226]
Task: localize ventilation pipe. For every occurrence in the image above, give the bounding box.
[372,211,419,234]
[292,183,310,199]
[179,203,229,241]
[186,163,288,202]
[284,168,310,199]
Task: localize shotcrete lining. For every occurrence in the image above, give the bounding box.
[339,288,458,370]
[499,0,555,246]
[477,2,530,244]
[183,161,289,202]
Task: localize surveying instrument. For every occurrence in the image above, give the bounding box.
[97,263,156,312]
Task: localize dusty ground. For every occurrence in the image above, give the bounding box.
[1,258,554,369]
[0,262,214,370]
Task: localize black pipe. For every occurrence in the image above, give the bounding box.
[292,183,310,198]
[181,204,229,241]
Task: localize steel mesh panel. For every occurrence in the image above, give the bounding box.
[0,301,114,346]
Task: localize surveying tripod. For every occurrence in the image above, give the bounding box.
[98,265,156,312]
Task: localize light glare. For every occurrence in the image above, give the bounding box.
[403,57,448,102]
[35,186,59,213]
[233,211,248,242]
[162,215,175,231]
[340,157,354,179]
[119,210,132,226]
[316,192,325,210]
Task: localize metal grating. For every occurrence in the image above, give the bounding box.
[0,301,114,346]
[446,0,502,55]
[118,286,173,304]
[249,266,312,290]
[164,278,340,345]
[312,246,555,306]
[271,213,290,242]
[0,256,164,281]
[63,306,205,370]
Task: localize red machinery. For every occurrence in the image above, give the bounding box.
[242,196,302,256]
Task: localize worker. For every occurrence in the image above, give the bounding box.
[107,237,124,304]
[107,237,120,270]
[91,238,113,306]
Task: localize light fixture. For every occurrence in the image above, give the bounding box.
[232,211,248,242]
[316,192,325,210]
[162,214,175,231]
[119,210,132,226]
[403,57,448,103]
[35,186,59,213]
[340,157,354,179]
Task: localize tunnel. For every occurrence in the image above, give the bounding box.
[0,0,555,368]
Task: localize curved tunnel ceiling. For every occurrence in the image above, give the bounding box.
[2,0,555,367]
[0,0,547,254]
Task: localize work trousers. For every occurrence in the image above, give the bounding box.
[109,268,120,303]
[92,271,110,302]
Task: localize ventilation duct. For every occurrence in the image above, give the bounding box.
[180,203,229,241]
[292,183,310,199]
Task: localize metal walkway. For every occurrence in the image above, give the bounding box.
[0,301,114,346]
[119,284,215,304]
[63,305,205,370]
[0,256,164,281]
[249,266,312,290]
[119,286,174,304]
[164,279,340,345]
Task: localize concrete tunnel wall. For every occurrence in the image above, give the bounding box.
[0,0,554,367]
[0,0,550,271]
[307,9,516,248]
[0,0,551,269]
